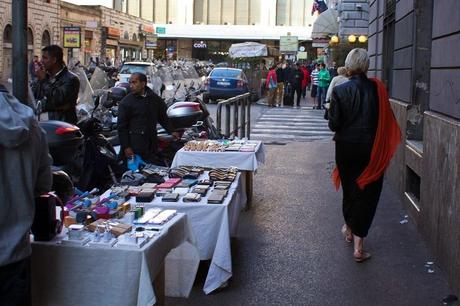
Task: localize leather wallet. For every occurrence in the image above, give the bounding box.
[136,190,155,202]
[207,192,225,204]
[162,193,180,202]
[192,187,208,196]
[183,193,201,202]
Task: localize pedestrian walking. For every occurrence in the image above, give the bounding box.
[325,66,348,104]
[34,45,80,124]
[316,63,330,109]
[328,48,401,262]
[265,64,278,107]
[300,64,310,99]
[0,84,52,306]
[287,63,304,107]
[275,62,286,107]
[328,61,338,79]
[310,63,320,107]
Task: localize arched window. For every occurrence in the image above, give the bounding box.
[27,28,34,47]
[132,33,137,41]
[42,30,51,46]
[124,31,129,40]
[3,24,12,44]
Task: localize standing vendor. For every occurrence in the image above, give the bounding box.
[117,72,179,165]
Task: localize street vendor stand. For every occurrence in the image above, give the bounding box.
[171,140,265,208]
[31,213,197,306]
[123,172,245,294]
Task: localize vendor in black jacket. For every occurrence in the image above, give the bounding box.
[34,45,80,124]
[117,72,178,164]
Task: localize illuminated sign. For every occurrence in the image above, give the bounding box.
[193,41,207,49]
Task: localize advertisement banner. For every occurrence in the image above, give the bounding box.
[145,35,157,49]
[63,27,81,48]
[297,52,308,60]
[280,36,299,53]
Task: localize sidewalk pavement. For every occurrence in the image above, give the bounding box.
[167,140,458,306]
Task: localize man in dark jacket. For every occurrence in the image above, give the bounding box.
[117,72,177,164]
[34,45,80,124]
[288,63,304,107]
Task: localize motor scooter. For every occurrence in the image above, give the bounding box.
[37,96,122,191]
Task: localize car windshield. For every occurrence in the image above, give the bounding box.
[119,65,149,75]
[211,69,241,78]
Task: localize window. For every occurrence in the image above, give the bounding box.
[141,0,154,20]
[132,33,137,41]
[3,25,12,44]
[382,0,396,93]
[27,28,34,47]
[222,0,235,24]
[290,0,305,26]
[155,0,167,23]
[208,0,222,25]
[250,0,261,25]
[168,0,177,23]
[124,31,129,40]
[127,0,140,17]
[42,30,51,46]
[193,0,205,24]
[235,0,249,25]
[276,0,289,26]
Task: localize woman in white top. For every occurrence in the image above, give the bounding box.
[326,66,349,103]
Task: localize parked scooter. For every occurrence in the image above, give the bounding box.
[38,96,122,191]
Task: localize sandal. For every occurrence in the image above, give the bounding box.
[341,224,353,243]
[354,250,372,263]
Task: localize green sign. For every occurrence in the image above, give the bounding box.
[156,27,166,34]
[280,36,298,53]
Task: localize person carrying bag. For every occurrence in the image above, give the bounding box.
[265,65,278,107]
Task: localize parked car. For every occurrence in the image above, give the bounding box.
[116,61,162,94]
[203,68,249,103]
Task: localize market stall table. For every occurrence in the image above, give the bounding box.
[127,172,245,294]
[171,140,265,208]
[31,213,197,306]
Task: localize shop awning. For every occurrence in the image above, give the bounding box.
[311,9,339,38]
[118,39,144,47]
[229,42,267,58]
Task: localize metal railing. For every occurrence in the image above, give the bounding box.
[216,93,251,139]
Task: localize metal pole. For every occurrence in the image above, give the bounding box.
[12,0,28,104]
[241,98,246,138]
[247,97,251,139]
[225,104,231,137]
[233,100,238,138]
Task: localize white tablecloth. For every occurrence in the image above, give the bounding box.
[135,172,245,294]
[171,141,266,171]
[31,213,198,306]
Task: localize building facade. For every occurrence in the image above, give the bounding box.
[368,0,460,296]
[113,0,318,61]
[0,0,60,80]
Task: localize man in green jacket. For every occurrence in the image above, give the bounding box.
[316,63,331,109]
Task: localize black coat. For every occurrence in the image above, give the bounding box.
[288,68,304,88]
[328,74,379,144]
[275,67,286,83]
[117,87,173,162]
[34,66,80,124]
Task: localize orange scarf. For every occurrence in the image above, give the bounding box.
[332,78,401,190]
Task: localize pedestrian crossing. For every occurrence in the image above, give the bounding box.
[251,107,334,142]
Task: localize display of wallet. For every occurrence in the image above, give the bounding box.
[192,187,209,196]
[176,179,198,188]
[136,190,156,202]
[198,179,212,186]
[207,192,225,204]
[174,187,190,195]
[156,188,173,196]
[87,219,132,237]
[211,189,228,197]
[162,193,180,202]
[213,181,232,190]
[183,193,202,202]
[156,178,182,189]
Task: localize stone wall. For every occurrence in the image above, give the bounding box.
[0,0,60,79]
[369,0,460,296]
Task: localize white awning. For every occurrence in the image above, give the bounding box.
[229,42,268,58]
[311,9,339,38]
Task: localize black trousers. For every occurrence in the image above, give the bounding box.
[294,86,302,107]
[0,257,30,306]
[335,141,384,238]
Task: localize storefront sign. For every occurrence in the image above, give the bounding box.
[145,36,157,49]
[63,26,81,48]
[280,36,298,53]
[193,41,207,49]
[107,27,121,38]
[106,39,118,46]
[297,51,308,59]
[140,24,154,33]
[156,27,166,34]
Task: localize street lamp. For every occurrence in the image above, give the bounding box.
[358,35,368,43]
[330,35,339,44]
[348,35,357,43]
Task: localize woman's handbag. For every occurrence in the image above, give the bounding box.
[268,75,277,90]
